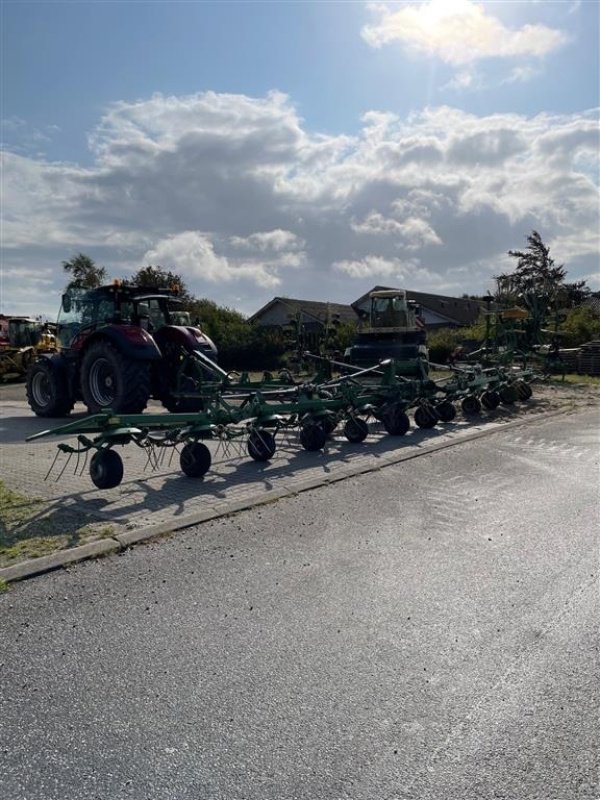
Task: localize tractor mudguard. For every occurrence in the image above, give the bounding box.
[154,325,218,360]
[81,326,163,361]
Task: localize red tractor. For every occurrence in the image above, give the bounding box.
[26,283,218,417]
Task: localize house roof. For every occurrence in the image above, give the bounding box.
[248,297,358,326]
[351,286,481,326]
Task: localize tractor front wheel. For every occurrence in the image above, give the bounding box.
[26,359,75,417]
[81,341,151,414]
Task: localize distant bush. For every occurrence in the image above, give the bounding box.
[558,306,600,347]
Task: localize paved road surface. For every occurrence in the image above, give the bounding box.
[1,409,598,800]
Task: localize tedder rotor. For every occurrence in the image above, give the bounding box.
[27,347,538,491]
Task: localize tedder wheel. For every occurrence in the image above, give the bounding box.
[515,381,533,401]
[300,423,328,452]
[480,390,500,410]
[26,359,75,417]
[499,385,518,405]
[461,395,481,416]
[343,418,369,443]
[382,403,410,436]
[89,449,124,490]
[180,442,212,477]
[435,400,456,423]
[318,415,337,436]
[81,340,151,414]
[247,429,277,462]
[414,405,438,429]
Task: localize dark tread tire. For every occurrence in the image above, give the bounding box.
[414,405,438,429]
[344,418,369,443]
[180,442,212,477]
[435,401,456,422]
[461,395,481,416]
[81,341,151,414]
[499,385,518,405]
[382,404,410,436]
[90,449,124,490]
[300,424,327,452]
[26,359,74,417]
[248,429,277,462]
[481,390,500,410]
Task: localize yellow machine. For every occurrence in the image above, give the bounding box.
[0,318,57,381]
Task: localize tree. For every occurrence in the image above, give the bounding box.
[496,231,566,305]
[62,253,107,289]
[127,265,192,304]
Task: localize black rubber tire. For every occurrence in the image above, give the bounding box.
[90,449,124,490]
[180,442,212,477]
[161,396,204,413]
[81,340,151,414]
[247,429,277,462]
[382,404,410,436]
[300,424,327,451]
[318,415,337,436]
[499,385,518,405]
[344,418,369,443]
[435,400,456,422]
[515,381,533,401]
[481,390,500,410]
[26,359,75,417]
[414,405,438,429]
[461,395,481,416]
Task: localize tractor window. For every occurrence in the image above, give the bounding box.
[146,298,167,331]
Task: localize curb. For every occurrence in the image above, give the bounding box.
[0,406,571,584]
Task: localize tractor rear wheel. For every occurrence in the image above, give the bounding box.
[382,404,410,436]
[81,341,151,414]
[90,449,124,490]
[180,442,212,477]
[26,359,75,417]
[248,429,277,461]
[344,418,369,443]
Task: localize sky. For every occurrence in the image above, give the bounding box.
[1,0,599,319]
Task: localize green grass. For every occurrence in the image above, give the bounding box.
[0,481,114,567]
[552,373,600,386]
[0,578,10,593]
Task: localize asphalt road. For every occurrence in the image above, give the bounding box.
[1,409,598,800]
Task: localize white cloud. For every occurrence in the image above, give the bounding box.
[333,255,421,279]
[1,91,598,317]
[362,1,568,65]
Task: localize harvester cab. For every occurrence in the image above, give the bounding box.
[345,289,429,376]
